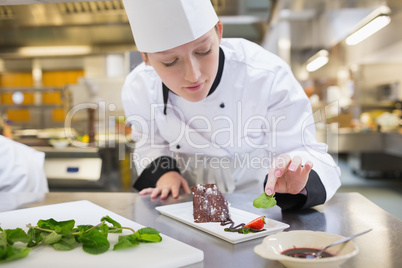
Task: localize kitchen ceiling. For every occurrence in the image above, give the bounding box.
[0,0,274,58]
[0,0,401,59]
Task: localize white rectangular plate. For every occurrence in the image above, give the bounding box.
[155,202,289,244]
[0,200,203,268]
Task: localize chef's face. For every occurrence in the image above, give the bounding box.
[142,22,223,102]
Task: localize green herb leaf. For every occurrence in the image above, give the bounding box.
[27,228,43,247]
[2,215,162,263]
[99,223,109,237]
[113,234,139,251]
[0,232,7,247]
[101,216,122,233]
[242,227,251,234]
[135,227,162,243]
[4,228,28,245]
[37,219,75,234]
[223,226,266,234]
[253,193,276,208]
[41,231,63,245]
[0,245,31,263]
[52,235,76,251]
[77,229,110,254]
[253,193,277,209]
[75,225,93,233]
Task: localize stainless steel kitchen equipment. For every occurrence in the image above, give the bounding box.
[33,146,123,191]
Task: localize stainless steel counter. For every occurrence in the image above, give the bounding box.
[384,132,402,157]
[1,192,401,268]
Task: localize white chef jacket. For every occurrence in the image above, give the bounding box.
[122,38,341,204]
[0,135,49,192]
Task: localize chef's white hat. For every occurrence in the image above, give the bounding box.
[122,0,219,53]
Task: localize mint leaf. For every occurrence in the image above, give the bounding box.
[37,219,75,234]
[4,228,28,245]
[2,215,162,263]
[101,216,122,233]
[113,234,139,251]
[0,231,31,263]
[41,231,62,245]
[135,227,162,243]
[99,224,109,237]
[0,232,7,247]
[0,245,31,263]
[27,228,43,247]
[253,193,277,209]
[77,228,110,254]
[52,235,76,251]
[75,225,93,233]
[242,227,251,234]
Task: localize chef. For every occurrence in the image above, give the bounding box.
[121,0,341,210]
[0,135,49,192]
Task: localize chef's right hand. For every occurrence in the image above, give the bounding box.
[265,154,313,196]
[139,171,191,200]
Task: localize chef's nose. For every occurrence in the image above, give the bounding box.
[184,56,201,82]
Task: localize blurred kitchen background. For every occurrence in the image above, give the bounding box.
[0,0,401,219]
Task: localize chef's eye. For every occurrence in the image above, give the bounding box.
[197,49,211,56]
[163,58,178,67]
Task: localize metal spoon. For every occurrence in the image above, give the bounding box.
[314,228,373,258]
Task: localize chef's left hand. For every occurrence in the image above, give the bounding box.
[139,171,191,199]
[264,154,313,196]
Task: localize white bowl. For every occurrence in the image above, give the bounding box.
[254,230,358,268]
[49,139,69,149]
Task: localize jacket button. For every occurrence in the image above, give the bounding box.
[176,144,180,149]
[220,103,225,108]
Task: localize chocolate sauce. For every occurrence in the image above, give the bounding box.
[220,220,244,229]
[221,220,264,234]
[281,247,335,258]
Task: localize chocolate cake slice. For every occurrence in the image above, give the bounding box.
[191,184,231,223]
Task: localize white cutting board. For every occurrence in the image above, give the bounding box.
[0,200,203,268]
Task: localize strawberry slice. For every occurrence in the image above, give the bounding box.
[244,216,266,230]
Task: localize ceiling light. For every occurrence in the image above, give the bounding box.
[306,50,329,72]
[219,15,264,24]
[18,46,91,57]
[346,15,391,45]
